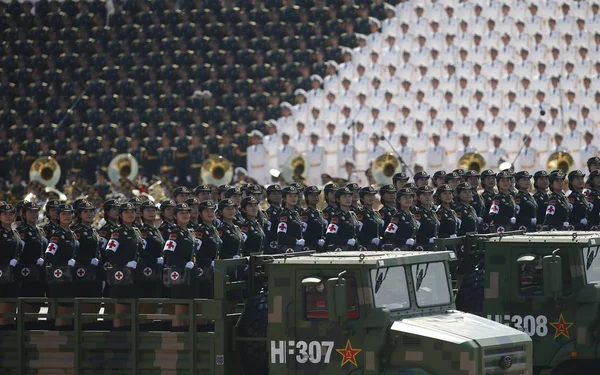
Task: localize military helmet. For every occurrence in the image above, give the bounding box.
[456,182,474,193]
[22,201,40,212]
[396,187,415,197]
[198,200,216,211]
[76,200,95,213]
[346,183,360,191]
[193,184,212,194]
[281,186,300,197]
[245,184,263,195]
[587,156,600,169]
[464,170,480,178]
[416,185,434,195]
[57,203,74,213]
[444,171,461,182]
[172,186,191,196]
[480,169,496,179]
[0,204,16,213]
[241,196,259,208]
[533,170,549,180]
[568,169,585,181]
[514,171,532,180]
[435,184,454,194]
[45,199,61,211]
[174,203,192,213]
[379,184,397,194]
[118,202,136,213]
[140,201,157,210]
[358,186,378,197]
[224,187,242,198]
[159,199,176,212]
[432,170,447,180]
[128,197,143,207]
[549,170,565,182]
[335,187,353,199]
[217,199,236,210]
[392,172,409,183]
[217,184,232,196]
[413,171,430,181]
[266,184,282,193]
[185,197,201,206]
[323,183,339,195]
[495,170,513,181]
[103,199,120,211]
[303,185,321,196]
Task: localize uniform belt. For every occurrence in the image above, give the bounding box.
[251,164,265,168]
[87,153,96,157]
[175,152,188,158]
[355,151,367,154]
[147,155,158,160]
[324,151,335,154]
[415,150,426,154]
[309,163,322,167]
[190,163,202,168]
[70,168,82,173]
[429,163,442,168]
[521,165,535,168]
[569,149,580,153]
[160,166,174,171]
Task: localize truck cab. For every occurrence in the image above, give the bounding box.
[262,250,532,375]
[443,231,600,375]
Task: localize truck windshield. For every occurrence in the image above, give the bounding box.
[582,245,600,284]
[370,266,410,311]
[411,262,451,308]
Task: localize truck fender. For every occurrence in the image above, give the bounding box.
[547,340,577,370]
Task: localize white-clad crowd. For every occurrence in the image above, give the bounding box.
[248,0,600,186]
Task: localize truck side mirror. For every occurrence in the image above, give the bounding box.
[327,277,347,323]
[543,254,562,299]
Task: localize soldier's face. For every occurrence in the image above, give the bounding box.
[459,190,473,203]
[416,178,428,187]
[176,210,191,225]
[536,177,549,189]
[80,209,94,224]
[200,208,216,223]
[361,194,375,206]
[571,176,585,189]
[498,178,512,191]
[120,210,136,224]
[243,203,259,217]
[306,192,320,206]
[448,179,459,189]
[107,207,119,221]
[467,177,479,186]
[142,208,157,222]
[25,209,39,224]
[268,192,282,205]
[419,192,433,205]
[382,192,395,204]
[230,194,242,205]
[518,178,531,190]
[59,211,73,226]
[175,194,188,204]
[0,211,15,226]
[285,193,299,206]
[163,207,175,221]
[483,176,496,188]
[552,180,565,192]
[399,195,413,209]
[395,180,406,189]
[197,192,211,202]
[221,207,236,220]
[48,208,58,221]
[440,191,453,204]
[338,194,352,208]
[593,176,600,188]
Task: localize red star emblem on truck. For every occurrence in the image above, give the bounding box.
[550,314,573,339]
[336,339,361,367]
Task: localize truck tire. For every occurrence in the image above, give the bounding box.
[237,291,269,375]
[455,269,484,313]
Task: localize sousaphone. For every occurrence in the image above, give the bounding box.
[372,152,402,185]
[108,154,139,184]
[280,152,307,183]
[457,152,486,173]
[201,155,233,186]
[29,157,61,187]
[547,151,575,174]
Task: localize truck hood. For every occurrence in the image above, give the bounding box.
[391,310,528,346]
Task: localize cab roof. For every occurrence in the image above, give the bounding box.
[485,231,600,245]
[269,251,455,267]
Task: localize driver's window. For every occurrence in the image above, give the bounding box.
[518,253,571,296]
[304,278,359,319]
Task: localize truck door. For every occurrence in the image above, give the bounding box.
[292,268,365,374]
[508,246,576,366]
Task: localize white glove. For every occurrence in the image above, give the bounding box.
[510,217,516,224]
[210,260,215,268]
[156,257,164,265]
[126,261,137,269]
[232,255,241,259]
[9,259,17,267]
[456,218,462,227]
[530,218,537,225]
[317,239,325,247]
[477,217,483,224]
[36,258,44,266]
[581,218,588,225]
[450,234,458,238]
[429,237,435,244]
[295,239,305,246]
[405,238,415,246]
[563,222,570,228]
[371,238,380,245]
[347,239,356,246]
[67,259,76,267]
[90,258,99,266]
[185,261,194,269]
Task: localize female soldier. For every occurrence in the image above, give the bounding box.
[264,184,282,253]
[217,199,243,259]
[0,204,21,329]
[71,201,102,322]
[514,171,539,231]
[42,200,61,237]
[98,198,120,325]
[480,169,497,230]
[567,170,589,230]
[436,184,459,239]
[325,187,359,251]
[158,199,177,240]
[44,204,76,329]
[127,197,144,227]
[196,200,222,299]
[454,183,479,236]
[16,202,46,327]
[378,184,398,230]
[104,202,141,330]
[543,171,571,231]
[587,170,600,230]
[137,201,164,328]
[533,170,550,226]
[382,187,417,251]
[239,196,265,255]
[488,170,517,233]
[356,186,383,250]
[414,186,438,250]
[276,186,305,253]
[163,203,196,331]
[321,183,339,226]
[185,197,201,230]
[301,186,326,251]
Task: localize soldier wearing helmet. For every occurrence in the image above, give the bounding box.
[567,170,589,230]
[533,170,550,224]
[325,187,359,251]
[239,196,266,255]
[158,199,177,241]
[137,201,165,304]
[453,183,479,236]
[264,184,282,253]
[42,199,61,237]
[513,171,539,232]
[300,186,327,252]
[414,186,438,250]
[195,200,222,299]
[543,171,571,231]
[216,199,243,260]
[322,183,339,226]
[586,171,600,230]
[355,186,383,251]
[382,188,417,251]
[16,202,46,312]
[488,171,517,233]
[0,204,21,329]
[71,200,102,302]
[480,169,497,231]
[276,186,305,253]
[435,185,459,239]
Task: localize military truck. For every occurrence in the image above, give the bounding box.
[0,250,532,374]
[439,231,600,375]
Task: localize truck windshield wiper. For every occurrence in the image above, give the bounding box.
[586,246,599,270]
[374,267,390,293]
[415,263,430,291]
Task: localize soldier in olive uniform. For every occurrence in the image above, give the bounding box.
[300,186,327,252]
[413,171,430,188]
[414,186,439,250]
[239,196,265,255]
[567,170,589,230]
[265,184,282,254]
[480,169,497,231]
[346,183,362,211]
[392,172,410,190]
[436,184,459,238]
[42,199,61,237]
[325,187,359,251]
[185,197,201,231]
[138,201,165,301]
[464,170,484,218]
[196,200,222,299]
[355,186,383,250]
[223,187,244,225]
[216,199,243,260]
[586,171,600,230]
[0,204,21,328]
[453,183,479,236]
[71,201,102,299]
[543,171,571,231]
[432,171,447,188]
[514,171,539,231]
[382,187,417,251]
[378,184,398,230]
[322,183,339,226]
[277,186,305,253]
[16,202,46,303]
[533,170,550,225]
[488,171,517,233]
[158,199,177,241]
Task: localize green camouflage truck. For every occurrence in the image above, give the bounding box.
[440,231,600,375]
[0,250,532,374]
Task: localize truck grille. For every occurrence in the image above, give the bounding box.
[483,345,528,375]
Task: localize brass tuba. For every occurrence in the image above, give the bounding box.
[201,155,233,186]
[29,156,61,187]
[457,152,486,173]
[108,154,139,184]
[280,152,307,183]
[372,152,402,185]
[547,151,575,174]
